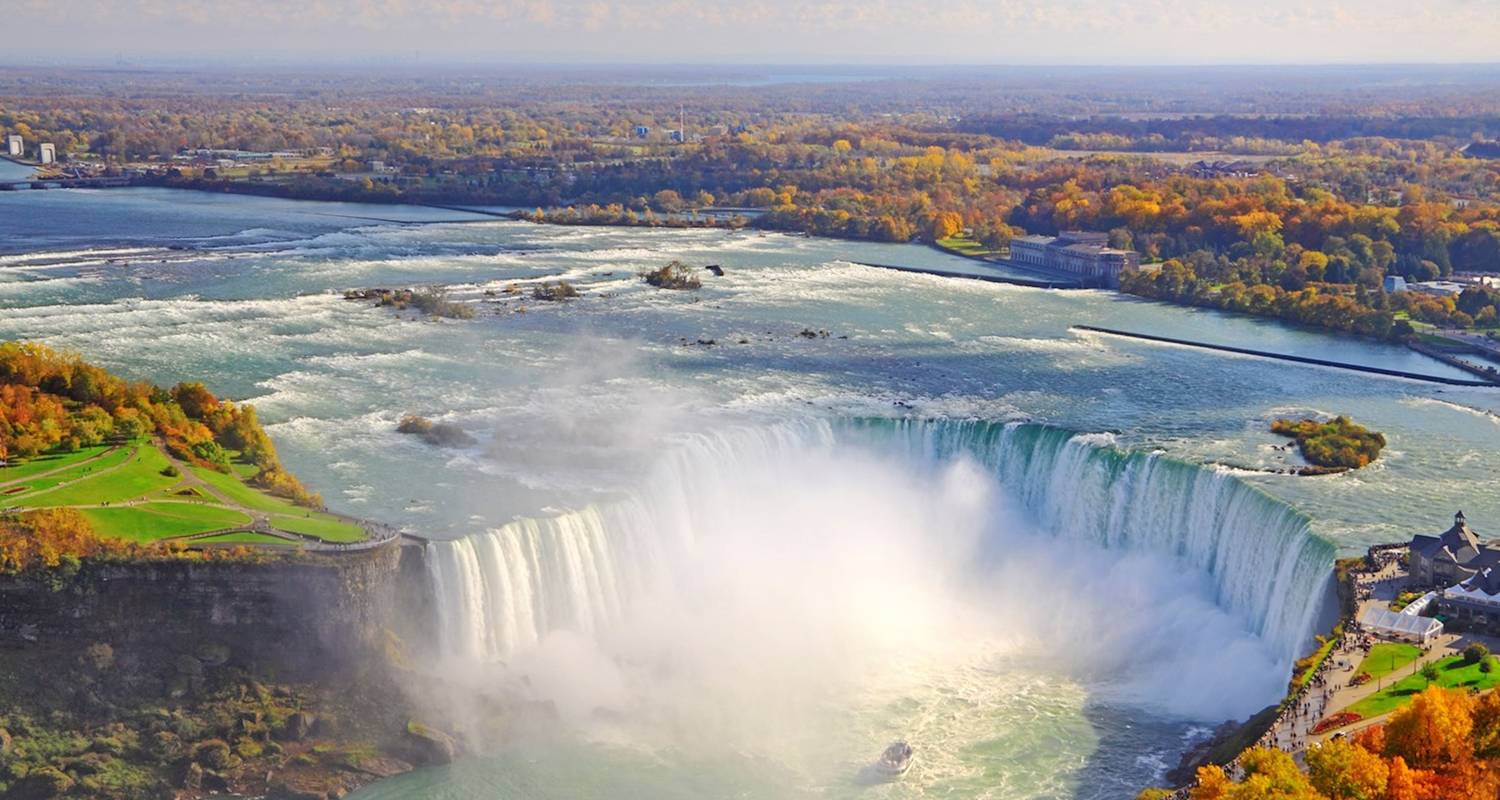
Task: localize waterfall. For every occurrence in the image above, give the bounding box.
[425,418,1333,663]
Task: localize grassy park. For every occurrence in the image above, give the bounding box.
[935,234,1004,259]
[1,439,364,546]
[1347,654,1500,718]
[1355,642,1422,680]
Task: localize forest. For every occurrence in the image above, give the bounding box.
[3,66,1500,340]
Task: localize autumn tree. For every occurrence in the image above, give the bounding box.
[1306,738,1388,800]
[1383,686,1474,772]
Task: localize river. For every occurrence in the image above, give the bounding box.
[3,187,1498,799]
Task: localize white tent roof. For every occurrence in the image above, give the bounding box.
[1358,606,1443,638]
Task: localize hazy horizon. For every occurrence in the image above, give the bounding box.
[5,0,1499,66]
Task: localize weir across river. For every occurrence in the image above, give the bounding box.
[1074,325,1499,387]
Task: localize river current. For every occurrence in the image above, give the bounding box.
[3,188,1498,799]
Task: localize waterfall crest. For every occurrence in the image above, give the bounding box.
[426,418,1332,663]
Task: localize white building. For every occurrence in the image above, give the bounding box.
[1357,606,1444,644]
[5,135,20,157]
[38,143,55,164]
[1409,280,1465,298]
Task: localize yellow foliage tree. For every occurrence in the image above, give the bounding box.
[1383,686,1475,771]
[1306,738,1388,800]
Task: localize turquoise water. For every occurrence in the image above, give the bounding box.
[0,159,34,182]
[3,187,1498,799]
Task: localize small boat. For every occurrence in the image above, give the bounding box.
[873,741,913,778]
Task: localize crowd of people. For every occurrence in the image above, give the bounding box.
[1161,544,1416,799]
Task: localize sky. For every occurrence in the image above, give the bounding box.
[4,0,1499,65]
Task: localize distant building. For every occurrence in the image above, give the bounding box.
[1456,272,1500,290]
[1383,276,1408,294]
[1409,280,1465,298]
[1009,231,1140,287]
[5,135,20,157]
[1189,159,1262,178]
[634,126,650,139]
[38,143,55,164]
[1410,511,1500,586]
[1462,141,1500,159]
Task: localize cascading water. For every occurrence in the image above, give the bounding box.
[850,418,1335,660]
[425,417,1333,666]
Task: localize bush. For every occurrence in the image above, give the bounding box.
[640,260,702,290]
[531,281,579,301]
[395,414,434,435]
[1420,662,1441,684]
[1464,643,1490,664]
[408,287,475,319]
[192,738,238,771]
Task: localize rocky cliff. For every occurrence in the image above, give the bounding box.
[0,542,451,800]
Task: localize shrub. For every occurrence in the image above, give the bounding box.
[531,281,579,301]
[192,738,238,771]
[1464,643,1490,664]
[410,288,475,319]
[1420,662,1441,684]
[396,414,434,435]
[640,260,702,290]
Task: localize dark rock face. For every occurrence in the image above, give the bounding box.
[403,721,460,766]
[0,544,403,680]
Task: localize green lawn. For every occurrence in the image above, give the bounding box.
[79,503,252,542]
[935,235,1003,259]
[1357,643,1422,679]
[187,464,306,514]
[20,446,178,507]
[9,440,366,547]
[1347,655,1500,718]
[0,445,114,485]
[930,234,1002,258]
[268,513,365,543]
[152,485,212,501]
[6,446,138,497]
[195,531,298,546]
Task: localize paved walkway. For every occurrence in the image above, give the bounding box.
[1270,560,1486,755]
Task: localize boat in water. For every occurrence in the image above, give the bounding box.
[873,741,913,778]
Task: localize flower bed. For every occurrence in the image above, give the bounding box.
[1312,711,1362,734]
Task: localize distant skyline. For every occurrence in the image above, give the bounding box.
[4,0,1499,66]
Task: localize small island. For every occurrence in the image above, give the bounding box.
[1270,415,1387,473]
[343,287,475,319]
[640,260,702,290]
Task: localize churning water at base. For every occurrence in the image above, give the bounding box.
[413,418,1334,800]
